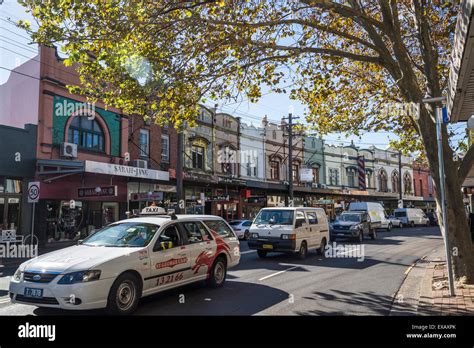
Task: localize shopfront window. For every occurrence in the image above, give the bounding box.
[68,117,105,152]
[5,179,21,193]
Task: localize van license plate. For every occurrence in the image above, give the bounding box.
[262,244,273,249]
[24,288,43,298]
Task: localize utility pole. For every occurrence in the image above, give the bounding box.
[398,150,403,202]
[422,96,455,297]
[282,112,299,207]
[288,113,294,206]
[176,131,184,214]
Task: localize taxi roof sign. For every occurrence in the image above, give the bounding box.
[140,206,167,215]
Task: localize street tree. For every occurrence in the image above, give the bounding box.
[18,0,474,280]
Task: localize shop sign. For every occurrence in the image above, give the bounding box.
[207,195,230,202]
[78,185,117,198]
[130,192,164,201]
[154,184,176,193]
[85,160,169,181]
[217,176,246,185]
[299,168,314,182]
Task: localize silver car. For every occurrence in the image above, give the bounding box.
[228,220,252,240]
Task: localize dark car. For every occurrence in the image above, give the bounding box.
[426,212,438,226]
[330,211,376,243]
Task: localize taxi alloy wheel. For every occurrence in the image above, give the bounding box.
[208,257,227,288]
[107,273,141,315]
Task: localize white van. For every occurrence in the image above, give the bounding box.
[248,207,329,259]
[394,208,430,227]
[348,202,392,231]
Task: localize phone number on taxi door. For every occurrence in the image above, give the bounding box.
[156,272,184,286]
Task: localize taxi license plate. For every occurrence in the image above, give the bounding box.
[24,287,43,298]
[262,244,273,249]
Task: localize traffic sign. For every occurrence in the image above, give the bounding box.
[398,199,403,208]
[27,182,40,203]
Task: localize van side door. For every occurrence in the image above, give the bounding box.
[294,210,308,246]
[305,210,319,247]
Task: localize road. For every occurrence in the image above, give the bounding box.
[0,226,442,315]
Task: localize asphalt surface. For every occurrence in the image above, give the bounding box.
[0,226,443,315]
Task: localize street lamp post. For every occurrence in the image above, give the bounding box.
[422,96,455,297]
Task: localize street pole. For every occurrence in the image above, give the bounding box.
[435,106,455,296]
[398,150,403,202]
[176,131,184,214]
[30,202,35,247]
[288,113,294,207]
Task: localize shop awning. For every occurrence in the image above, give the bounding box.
[37,159,169,182]
[448,0,474,122]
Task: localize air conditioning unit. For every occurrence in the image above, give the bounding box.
[311,183,319,188]
[131,159,148,169]
[319,184,327,189]
[60,142,78,158]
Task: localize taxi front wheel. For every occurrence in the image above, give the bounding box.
[106,273,141,315]
[207,257,227,288]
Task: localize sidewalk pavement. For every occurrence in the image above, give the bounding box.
[391,248,474,315]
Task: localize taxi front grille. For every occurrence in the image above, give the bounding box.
[23,272,58,283]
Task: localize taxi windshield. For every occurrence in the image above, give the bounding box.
[82,222,160,247]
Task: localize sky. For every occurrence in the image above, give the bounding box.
[0,0,464,151]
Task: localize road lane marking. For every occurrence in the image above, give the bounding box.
[240,250,256,255]
[259,266,299,281]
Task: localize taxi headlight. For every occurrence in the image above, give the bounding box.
[58,270,101,284]
[13,268,22,281]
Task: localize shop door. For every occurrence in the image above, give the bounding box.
[0,196,21,231]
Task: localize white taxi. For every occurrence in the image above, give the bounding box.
[9,207,240,315]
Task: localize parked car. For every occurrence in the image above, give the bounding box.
[9,206,240,315]
[388,215,402,228]
[348,202,392,231]
[228,220,252,240]
[394,208,430,227]
[426,212,439,226]
[330,211,375,243]
[248,207,329,259]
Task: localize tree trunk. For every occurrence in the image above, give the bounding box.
[421,108,474,282]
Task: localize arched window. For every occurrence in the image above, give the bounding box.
[269,155,282,180]
[378,169,388,192]
[272,130,277,140]
[68,117,105,152]
[391,170,399,193]
[404,172,412,194]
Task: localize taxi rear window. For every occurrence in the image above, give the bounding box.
[202,220,235,238]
